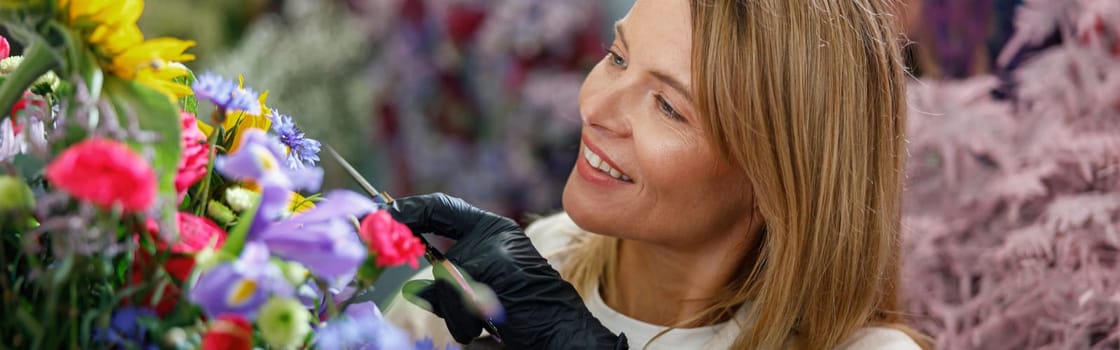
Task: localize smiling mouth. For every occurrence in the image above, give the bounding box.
[583,146,633,182]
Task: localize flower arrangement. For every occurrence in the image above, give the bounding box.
[0,1,452,349]
[902,0,1120,348]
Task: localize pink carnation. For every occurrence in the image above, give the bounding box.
[358,210,426,268]
[45,138,156,213]
[175,112,209,200]
[0,35,9,59]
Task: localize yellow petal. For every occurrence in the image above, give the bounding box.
[110,38,196,80]
[258,90,271,114]
[90,23,144,56]
[289,192,315,214]
[66,0,111,23]
[197,120,215,138]
[226,114,273,153]
[134,68,192,101]
[227,279,258,306]
[90,0,142,27]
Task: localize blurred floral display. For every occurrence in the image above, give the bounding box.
[902,0,1120,348]
[0,0,469,348]
[360,0,606,217]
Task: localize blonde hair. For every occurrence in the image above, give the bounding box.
[563,0,930,349]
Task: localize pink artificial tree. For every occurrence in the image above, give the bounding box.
[902,0,1120,348]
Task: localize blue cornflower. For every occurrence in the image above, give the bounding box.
[93,307,159,350]
[192,72,262,115]
[269,110,321,169]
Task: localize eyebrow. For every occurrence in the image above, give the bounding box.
[614,21,694,101]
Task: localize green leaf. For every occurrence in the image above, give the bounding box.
[173,68,197,115]
[401,279,435,312]
[103,77,182,235]
[0,41,57,115]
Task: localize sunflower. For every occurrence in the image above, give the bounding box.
[60,0,196,100]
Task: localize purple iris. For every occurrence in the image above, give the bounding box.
[257,190,375,283]
[215,129,323,232]
[269,111,322,169]
[189,242,294,320]
[215,129,322,193]
[192,72,262,115]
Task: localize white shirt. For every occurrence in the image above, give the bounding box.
[385,213,921,349]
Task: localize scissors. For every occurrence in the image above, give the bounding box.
[324,145,504,344]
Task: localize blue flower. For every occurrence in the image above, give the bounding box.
[269,110,321,169]
[315,312,414,350]
[93,307,159,350]
[192,72,262,115]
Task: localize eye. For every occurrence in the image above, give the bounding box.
[606,49,627,68]
[655,94,685,122]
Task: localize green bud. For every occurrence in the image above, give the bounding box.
[0,176,35,211]
[224,187,259,212]
[206,200,236,225]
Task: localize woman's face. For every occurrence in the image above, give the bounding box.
[562,0,755,248]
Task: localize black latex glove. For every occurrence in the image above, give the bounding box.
[390,193,628,350]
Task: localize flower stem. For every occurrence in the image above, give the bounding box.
[0,42,57,115]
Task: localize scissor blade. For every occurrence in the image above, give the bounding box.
[324,144,381,199]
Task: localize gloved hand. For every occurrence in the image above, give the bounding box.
[389,193,628,350]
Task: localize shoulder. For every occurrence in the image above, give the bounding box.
[524,212,587,271]
[833,327,922,350]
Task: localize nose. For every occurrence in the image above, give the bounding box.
[579,74,633,138]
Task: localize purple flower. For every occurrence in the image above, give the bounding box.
[192,72,262,115]
[314,311,414,350]
[258,190,375,283]
[93,307,158,350]
[215,129,322,192]
[189,242,294,320]
[269,111,322,169]
[215,129,323,232]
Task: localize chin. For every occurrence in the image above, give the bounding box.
[562,171,625,239]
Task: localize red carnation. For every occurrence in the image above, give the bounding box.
[201,315,253,350]
[45,138,156,213]
[131,213,227,315]
[359,210,426,268]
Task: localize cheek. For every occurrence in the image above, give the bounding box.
[634,130,751,227]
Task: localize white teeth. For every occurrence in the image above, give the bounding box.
[583,146,631,182]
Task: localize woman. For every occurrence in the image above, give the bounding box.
[386,0,927,349]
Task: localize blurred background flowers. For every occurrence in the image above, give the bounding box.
[42,0,1119,348]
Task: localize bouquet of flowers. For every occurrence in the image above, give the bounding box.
[0,1,460,348]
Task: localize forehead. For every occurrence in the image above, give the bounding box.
[619,0,693,84]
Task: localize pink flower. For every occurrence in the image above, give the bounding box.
[45,138,156,213]
[0,35,9,59]
[175,112,209,200]
[358,210,426,268]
